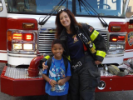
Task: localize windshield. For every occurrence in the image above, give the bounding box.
[6,0,127,17]
[76,0,127,17]
[7,0,72,14]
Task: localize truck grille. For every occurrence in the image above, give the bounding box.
[38,28,108,55]
[98,30,108,45]
[38,28,56,55]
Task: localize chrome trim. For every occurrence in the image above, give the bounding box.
[0,50,7,53]
[125,49,133,52]
[109,32,127,35]
[106,54,124,57]
[38,28,55,55]
[5,67,43,79]
[8,53,36,58]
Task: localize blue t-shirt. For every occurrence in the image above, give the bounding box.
[42,57,71,96]
[67,33,85,60]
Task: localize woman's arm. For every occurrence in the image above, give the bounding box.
[81,23,107,62]
[42,62,48,70]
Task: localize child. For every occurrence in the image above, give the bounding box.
[42,39,71,100]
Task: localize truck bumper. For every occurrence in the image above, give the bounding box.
[1,66,133,96]
[96,75,133,92]
[102,55,124,64]
[0,66,45,96]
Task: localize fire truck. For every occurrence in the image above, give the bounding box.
[0,0,133,97]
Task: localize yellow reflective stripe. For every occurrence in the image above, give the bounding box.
[93,43,96,49]
[90,47,96,54]
[90,30,99,41]
[89,43,96,54]
[44,55,51,60]
[66,56,71,61]
[96,50,106,58]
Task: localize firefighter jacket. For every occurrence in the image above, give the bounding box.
[59,23,107,62]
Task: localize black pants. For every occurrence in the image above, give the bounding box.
[70,55,100,100]
[48,94,67,100]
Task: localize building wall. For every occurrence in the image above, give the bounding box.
[126,0,133,17]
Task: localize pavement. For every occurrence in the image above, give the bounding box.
[1,63,133,100]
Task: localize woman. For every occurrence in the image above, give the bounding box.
[43,9,106,100]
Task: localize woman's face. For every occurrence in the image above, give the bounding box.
[59,11,71,29]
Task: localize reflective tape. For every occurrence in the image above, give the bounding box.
[67,56,71,61]
[93,43,96,49]
[89,43,96,54]
[96,50,106,58]
[90,47,96,54]
[44,55,51,60]
[90,30,99,41]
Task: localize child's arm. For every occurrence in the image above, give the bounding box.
[42,60,57,87]
[58,62,71,86]
[42,74,57,87]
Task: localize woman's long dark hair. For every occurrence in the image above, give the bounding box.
[55,9,81,39]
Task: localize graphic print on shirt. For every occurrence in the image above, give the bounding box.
[49,66,66,92]
[73,35,79,43]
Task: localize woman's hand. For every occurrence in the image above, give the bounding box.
[42,62,48,70]
[95,60,101,65]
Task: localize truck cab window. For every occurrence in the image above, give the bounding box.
[76,0,126,17]
[7,0,72,14]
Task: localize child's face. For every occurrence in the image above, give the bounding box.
[51,44,64,59]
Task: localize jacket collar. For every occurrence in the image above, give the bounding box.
[59,24,81,40]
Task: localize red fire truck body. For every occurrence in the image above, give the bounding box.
[0,0,133,96]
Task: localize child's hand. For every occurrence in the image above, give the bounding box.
[42,62,48,70]
[58,79,66,86]
[49,79,57,87]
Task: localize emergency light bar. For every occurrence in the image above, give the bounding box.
[23,33,33,41]
[12,33,33,41]
[7,30,37,53]
[13,33,22,40]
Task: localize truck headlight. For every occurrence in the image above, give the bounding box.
[23,44,33,50]
[109,44,124,51]
[117,44,124,49]
[13,44,22,50]
[109,44,117,50]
